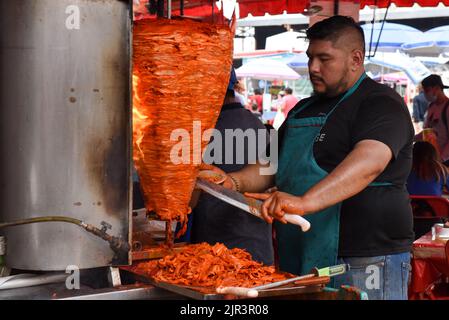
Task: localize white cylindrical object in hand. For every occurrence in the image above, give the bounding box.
[284,214,311,232]
[216,286,259,298]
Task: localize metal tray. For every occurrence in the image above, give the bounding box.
[121,268,325,300]
[131,243,188,261]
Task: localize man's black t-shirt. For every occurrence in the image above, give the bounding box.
[277,77,415,257]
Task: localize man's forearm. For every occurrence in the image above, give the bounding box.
[230,162,275,193]
[300,139,392,214]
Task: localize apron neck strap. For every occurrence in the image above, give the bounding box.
[291,72,367,118]
[325,72,366,119]
[340,72,366,103]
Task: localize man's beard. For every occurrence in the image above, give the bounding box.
[311,68,350,98]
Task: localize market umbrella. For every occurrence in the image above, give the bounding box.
[416,56,449,67]
[372,72,409,83]
[403,25,449,56]
[365,52,431,84]
[284,52,309,70]
[265,31,308,52]
[361,22,426,53]
[235,58,301,80]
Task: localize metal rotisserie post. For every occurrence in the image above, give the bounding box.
[0,0,132,270]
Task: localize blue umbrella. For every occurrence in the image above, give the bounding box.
[402,25,449,56]
[365,52,431,84]
[362,22,426,53]
[284,52,309,69]
[403,26,449,56]
[427,26,449,47]
[235,58,301,80]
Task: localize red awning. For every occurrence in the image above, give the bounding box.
[238,0,449,17]
[361,0,449,7]
[134,0,449,20]
[237,0,309,18]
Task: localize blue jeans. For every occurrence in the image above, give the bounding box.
[333,252,411,300]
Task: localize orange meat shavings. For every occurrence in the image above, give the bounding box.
[130,243,290,289]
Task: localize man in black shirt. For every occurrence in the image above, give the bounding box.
[191,70,274,265]
[210,16,414,300]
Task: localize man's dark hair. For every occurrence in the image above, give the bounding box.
[306,15,365,53]
[254,88,261,95]
[422,74,449,90]
[285,87,293,94]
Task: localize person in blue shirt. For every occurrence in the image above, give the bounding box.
[407,141,449,196]
[412,86,429,132]
[412,86,429,124]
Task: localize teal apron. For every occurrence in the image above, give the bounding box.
[274,73,391,279]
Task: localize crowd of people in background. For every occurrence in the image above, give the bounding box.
[408,74,449,197]
[233,82,301,129]
[232,73,449,199]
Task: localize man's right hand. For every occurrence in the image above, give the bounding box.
[199,162,275,194]
[198,163,237,191]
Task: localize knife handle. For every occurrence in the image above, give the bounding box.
[216,286,259,298]
[284,214,311,232]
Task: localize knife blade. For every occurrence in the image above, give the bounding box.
[216,264,348,298]
[196,178,311,232]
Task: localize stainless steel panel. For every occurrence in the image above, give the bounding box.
[0,0,132,270]
[0,282,182,300]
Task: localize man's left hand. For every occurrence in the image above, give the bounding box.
[244,191,306,224]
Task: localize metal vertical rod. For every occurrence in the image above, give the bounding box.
[368,0,377,57]
[333,0,339,16]
[157,0,164,17]
[167,0,172,18]
[180,0,184,16]
[372,0,392,57]
[165,221,174,248]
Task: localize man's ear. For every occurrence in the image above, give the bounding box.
[351,49,365,70]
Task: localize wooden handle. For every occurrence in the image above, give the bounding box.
[284,214,311,232]
[293,276,330,286]
[216,286,259,298]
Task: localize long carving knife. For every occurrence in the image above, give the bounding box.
[195,178,311,232]
[216,264,348,298]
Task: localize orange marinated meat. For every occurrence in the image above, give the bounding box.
[130,243,290,288]
[133,18,233,237]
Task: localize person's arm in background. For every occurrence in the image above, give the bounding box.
[423,103,434,129]
[236,92,246,107]
[278,97,286,113]
[415,103,432,141]
[442,102,449,161]
[412,96,419,123]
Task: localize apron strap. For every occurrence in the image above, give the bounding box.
[289,97,317,118]
[289,73,367,120]
[324,73,367,121]
[368,182,394,187]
